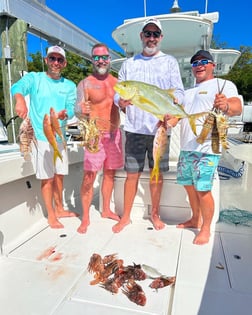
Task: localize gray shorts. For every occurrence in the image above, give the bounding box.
[124,131,170,173]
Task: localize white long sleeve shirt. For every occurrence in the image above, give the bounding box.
[115,51,184,135]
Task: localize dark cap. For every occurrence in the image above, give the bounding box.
[190,50,214,64]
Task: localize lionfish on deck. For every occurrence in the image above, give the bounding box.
[87,253,176,306]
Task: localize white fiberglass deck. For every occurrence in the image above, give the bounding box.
[1,187,252,315]
[1,125,252,314]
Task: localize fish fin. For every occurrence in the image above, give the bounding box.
[188,112,208,136]
[165,88,176,100]
[176,103,185,111]
[53,149,63,165]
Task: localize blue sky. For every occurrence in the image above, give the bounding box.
[29,0,251,55]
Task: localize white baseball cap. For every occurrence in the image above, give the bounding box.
[47,46,66,58]
[142,18,163,32]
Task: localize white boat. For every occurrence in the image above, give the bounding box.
[1,4,252,315]
[111,10,241,88]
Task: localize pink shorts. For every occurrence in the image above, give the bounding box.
[84,128,124,171]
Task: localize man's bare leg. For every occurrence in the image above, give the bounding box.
[112,173,140,233]
[177,185,202,229]
[77,171,96,234]
[41,178,64,228]
[193,191,214,245]
[101,169,120,221]
[150,173,165,230]
[53,174,79,218]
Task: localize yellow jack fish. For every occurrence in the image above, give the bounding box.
[43,114,63,165]
[114,80,207,135]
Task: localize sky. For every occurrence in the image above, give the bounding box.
[28,0,251,55]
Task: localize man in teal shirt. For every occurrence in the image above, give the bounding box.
[12,45,77,228]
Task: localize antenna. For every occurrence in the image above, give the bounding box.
[143,0,146,17]
[205,0,208,13]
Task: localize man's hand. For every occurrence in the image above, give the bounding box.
[214,93,229,113]
[57,109,68,120]
[15,94,28,119]
[163,114,179,128]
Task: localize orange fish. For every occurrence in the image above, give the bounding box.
[43,113,63,164]
[50,107,66,150]
[150,122,168,183]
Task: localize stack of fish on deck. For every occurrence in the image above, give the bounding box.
[87,253,176,306]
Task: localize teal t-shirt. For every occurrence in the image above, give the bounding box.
[11,72,76,141]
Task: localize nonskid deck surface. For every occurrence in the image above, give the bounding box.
[1,205,252,315]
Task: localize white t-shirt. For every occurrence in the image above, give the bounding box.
[180,78,239,154]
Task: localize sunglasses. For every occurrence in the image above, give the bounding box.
[48,56,65,64]
[92,55,110,61]
[191,59,213,67]
[143,30,161,38]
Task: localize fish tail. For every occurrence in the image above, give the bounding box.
[188,112,208,136]
[53,148,63,165]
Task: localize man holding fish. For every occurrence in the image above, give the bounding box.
[112,18,184,233]
[176,50,242,245]
[75,43,123,234]
[12,46,77,229]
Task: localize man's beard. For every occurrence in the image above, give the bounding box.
[48,69,61,77]
[95,64,110,75]
[142,43,160,55]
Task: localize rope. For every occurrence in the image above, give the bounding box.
[219,208,252,227]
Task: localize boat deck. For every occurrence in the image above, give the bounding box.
[1,183,252,315]
[1,127,252,314]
